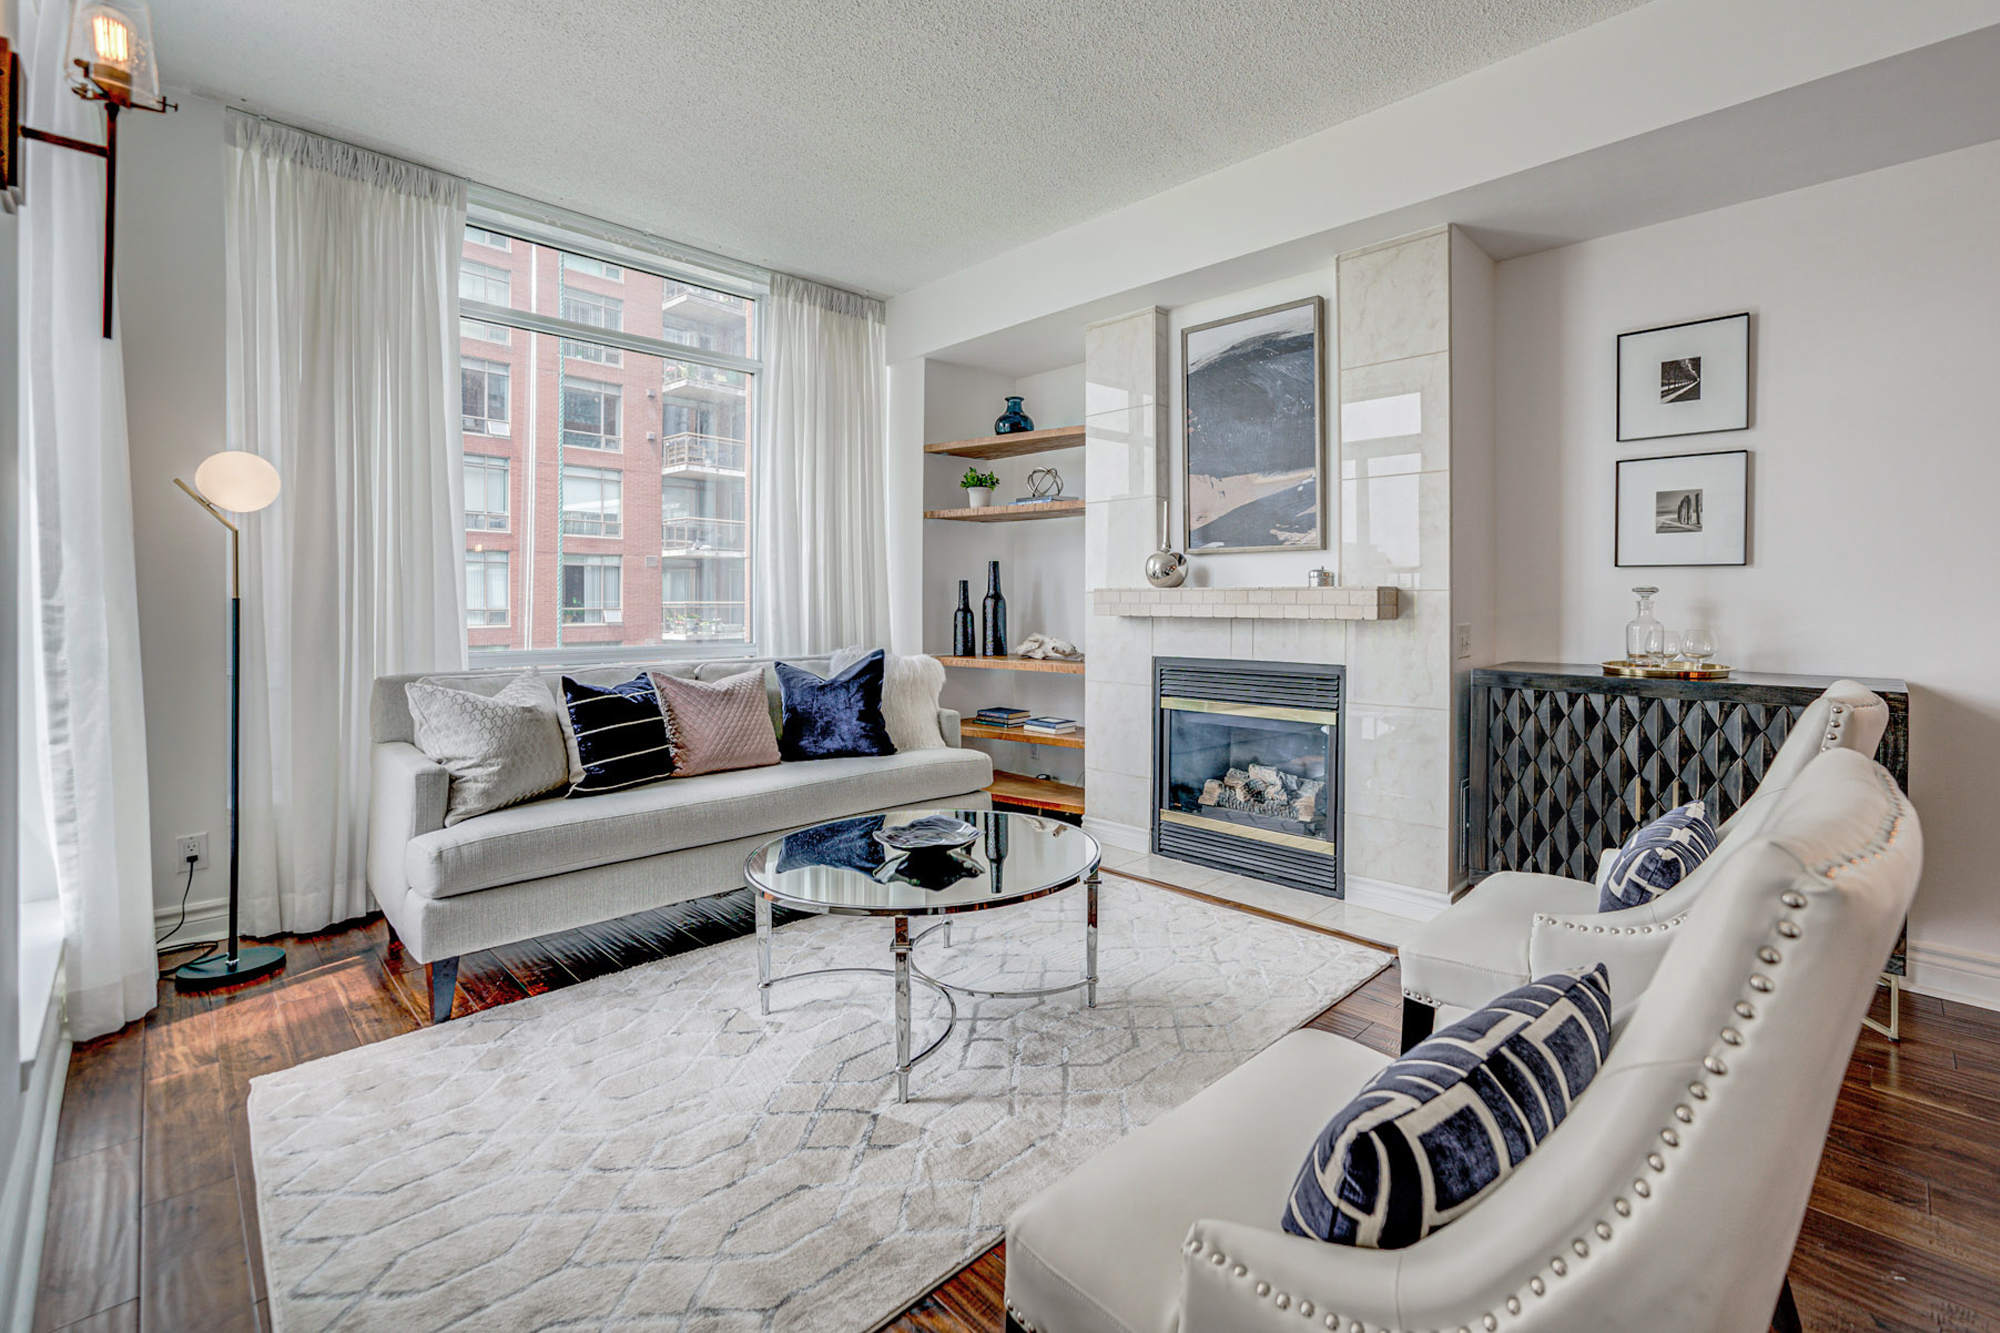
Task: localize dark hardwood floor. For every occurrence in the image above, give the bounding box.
[31,885,1999,1333]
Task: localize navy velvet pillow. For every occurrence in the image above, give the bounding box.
[776,652,894,761]
[560,674,675,796]
[1283,965,1612,1249]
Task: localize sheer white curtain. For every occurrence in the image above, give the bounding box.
[20,0,157,1039]
[753,275,890,655]
[224,113,466,935]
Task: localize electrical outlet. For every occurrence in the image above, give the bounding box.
[1455,623,1473,659]
[176,833,209,869]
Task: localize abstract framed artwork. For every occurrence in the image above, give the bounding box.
[1616,312,1750,442]
[1616,448,1749,567]
[1182,295,1324,553]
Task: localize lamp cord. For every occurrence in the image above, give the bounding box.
[157,856,219,974]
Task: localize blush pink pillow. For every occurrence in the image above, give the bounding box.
[648,669,782,777]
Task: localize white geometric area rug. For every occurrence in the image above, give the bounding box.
[248,876,1386,1332]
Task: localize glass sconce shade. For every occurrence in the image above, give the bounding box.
[194,451,281,513]
[65,0,161,109]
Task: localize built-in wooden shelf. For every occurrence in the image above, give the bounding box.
[924,424,1087,460]
[961,722,1086,749]
[937,654,1086,675]
[925,498,1084,523]
[987,770,1087,815]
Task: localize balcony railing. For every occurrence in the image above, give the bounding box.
[662,361,744,395]
[661,516,746,553]
[659,432,745,473]
[662,281,744,309]
[661,600,747,642]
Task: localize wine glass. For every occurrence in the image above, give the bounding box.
[1683,628,1717,670]
[1660,630,1685,667]
[1642,624,1666,667]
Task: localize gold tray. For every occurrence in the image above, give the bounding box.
[1602,660,1733,680]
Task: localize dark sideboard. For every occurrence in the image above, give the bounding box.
[1467,662,1910,891]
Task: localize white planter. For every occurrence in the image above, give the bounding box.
[964,487,994,509]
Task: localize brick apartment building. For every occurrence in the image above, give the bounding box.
[459,227,754,655]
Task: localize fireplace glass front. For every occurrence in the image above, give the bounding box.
[1153,657,1343,896]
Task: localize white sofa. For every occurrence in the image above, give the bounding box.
[1002,746,1921,1333]
[1397,679,1891,1046]
[366,656,993,1020]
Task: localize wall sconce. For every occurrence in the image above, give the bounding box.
[0,0,177,339]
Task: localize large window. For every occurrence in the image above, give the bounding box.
[462,358,510,436]
[467,551,509,625]
[561,466,622,537]
[561,379,620,451]
[456,203,761,659]
[466,456,510,531]
[561,554,622,624]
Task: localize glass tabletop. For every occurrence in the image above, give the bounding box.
[744,809,1100,916]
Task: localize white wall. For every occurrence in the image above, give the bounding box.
[1493,137,2000,1005]
[116,95,233,927]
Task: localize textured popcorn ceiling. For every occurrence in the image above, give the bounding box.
[152,0,1648,295]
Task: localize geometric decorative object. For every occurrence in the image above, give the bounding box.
[1467,662,1909,971]
[1616,448,1749,567]
[1616,311,1750,441]
[1182,295,1325,552]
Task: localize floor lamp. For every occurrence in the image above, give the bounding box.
[172,450,286,988]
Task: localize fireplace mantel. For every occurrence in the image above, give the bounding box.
[1090,586,1400,621]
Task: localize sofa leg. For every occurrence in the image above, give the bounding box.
[1400,996,1437,1052]
[383,916,400,950]
[428,957,459,1024]
[1771,1275,1802,1333]
[1005,1312,1029,1333]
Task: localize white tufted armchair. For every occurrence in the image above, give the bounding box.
[1002,747,1921,1333]
[1395,679,1890,1048]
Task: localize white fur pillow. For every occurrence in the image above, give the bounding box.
[829,646,946,751]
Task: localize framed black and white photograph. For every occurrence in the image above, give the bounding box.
[1616,311,1750,442]
[1181,295,1324,553]
[1616,449,1749,567]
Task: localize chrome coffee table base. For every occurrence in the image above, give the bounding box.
[753,869,1100,1103]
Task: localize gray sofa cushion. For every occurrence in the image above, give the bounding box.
[404,745,992,900]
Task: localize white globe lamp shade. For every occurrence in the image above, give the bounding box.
[194,451,281,513]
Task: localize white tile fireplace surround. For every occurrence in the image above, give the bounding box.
[1078,227,1495,927]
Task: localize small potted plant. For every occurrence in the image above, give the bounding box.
[960,465,1000,509]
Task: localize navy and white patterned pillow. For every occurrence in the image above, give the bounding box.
[1597,800,1719,912]
[560,675,675,797]
[1283,965,1612,1249]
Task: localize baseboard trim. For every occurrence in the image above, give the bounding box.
[1080,817,1147,854]
[3,959,68,1333]
[1904,940,2000,1013]
[1345,874,1451,922]
[154,896,232,949]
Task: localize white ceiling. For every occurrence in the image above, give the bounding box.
[149,0,1649,296]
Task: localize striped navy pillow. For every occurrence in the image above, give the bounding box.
[1284,965,1612,1248]
[560,675,675,797]
[1598,800,1719,911]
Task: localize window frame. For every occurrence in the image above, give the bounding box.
[465,454,510,532]
[457,188,766,665]
[461,356,511,437]
[559,464,623,539]
[559,553,624,625]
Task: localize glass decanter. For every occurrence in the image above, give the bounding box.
[1625,587,1663,665]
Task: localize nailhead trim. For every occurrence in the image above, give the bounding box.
[1199,781,1917,1333]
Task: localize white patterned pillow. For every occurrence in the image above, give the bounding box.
[830,646,945,751]
[1598,801,1719,911]
[405,671,569,825]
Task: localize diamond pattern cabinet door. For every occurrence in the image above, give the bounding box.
[1476,675,1843,879]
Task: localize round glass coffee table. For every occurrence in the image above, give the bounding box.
[743,808,1102,1102]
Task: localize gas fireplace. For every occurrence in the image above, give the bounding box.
[1153,657,1343,897]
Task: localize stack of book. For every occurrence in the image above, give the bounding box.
[975,706,1029,729]
[1023,716,1077,737]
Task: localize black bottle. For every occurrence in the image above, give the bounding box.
[952,579,976,656]
[981,560,1008,656]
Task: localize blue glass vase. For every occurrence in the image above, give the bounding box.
[994,396,1034,434]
